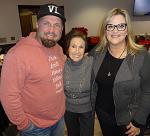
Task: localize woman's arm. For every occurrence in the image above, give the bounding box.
[134,52,150,125]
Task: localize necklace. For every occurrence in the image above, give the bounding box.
[107,47,126,77]
[108,46,126,59]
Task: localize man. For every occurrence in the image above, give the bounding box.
[0,4,66,136]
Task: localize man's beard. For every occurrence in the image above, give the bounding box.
[41,38,57,48]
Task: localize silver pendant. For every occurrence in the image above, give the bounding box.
[107,72,111,77]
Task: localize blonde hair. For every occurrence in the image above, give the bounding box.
[96,8,143,54]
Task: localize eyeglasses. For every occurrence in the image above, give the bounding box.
[106,23,127,31]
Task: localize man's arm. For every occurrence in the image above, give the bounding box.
[0,52,29,130]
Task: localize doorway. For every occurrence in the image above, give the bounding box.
[18,5,40,37]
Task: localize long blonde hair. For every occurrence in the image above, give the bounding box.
[96,8,143,54]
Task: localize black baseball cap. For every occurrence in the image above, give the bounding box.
[37,4,66,22]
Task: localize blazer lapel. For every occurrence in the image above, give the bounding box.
[93,48,107,77]
[114,58,133,83]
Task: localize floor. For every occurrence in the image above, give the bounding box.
[92,117,150,136]
[2,117,150,136]
[2,118,102,136]
[65,114,150,136]
[64,115,103,136]
[94,116,103,136]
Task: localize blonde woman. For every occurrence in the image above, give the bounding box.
[89,8,150,136]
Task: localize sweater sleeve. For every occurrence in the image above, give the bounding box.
[0,52,30,130]
[134,52,150,125]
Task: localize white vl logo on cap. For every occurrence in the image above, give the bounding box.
[48,5,61,15]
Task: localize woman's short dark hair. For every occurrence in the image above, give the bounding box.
[64,29,88,56]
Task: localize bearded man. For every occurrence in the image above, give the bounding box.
[0,4,66,136]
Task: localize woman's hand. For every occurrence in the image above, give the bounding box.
[125,122,140,136]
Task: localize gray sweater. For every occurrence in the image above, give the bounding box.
[64,56,93,113]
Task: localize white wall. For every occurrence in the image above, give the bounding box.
[0,0,150,44]
[64,0,150,36]
[132,19,150,35]
[0,0,21,44]
[0,0,64,44]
